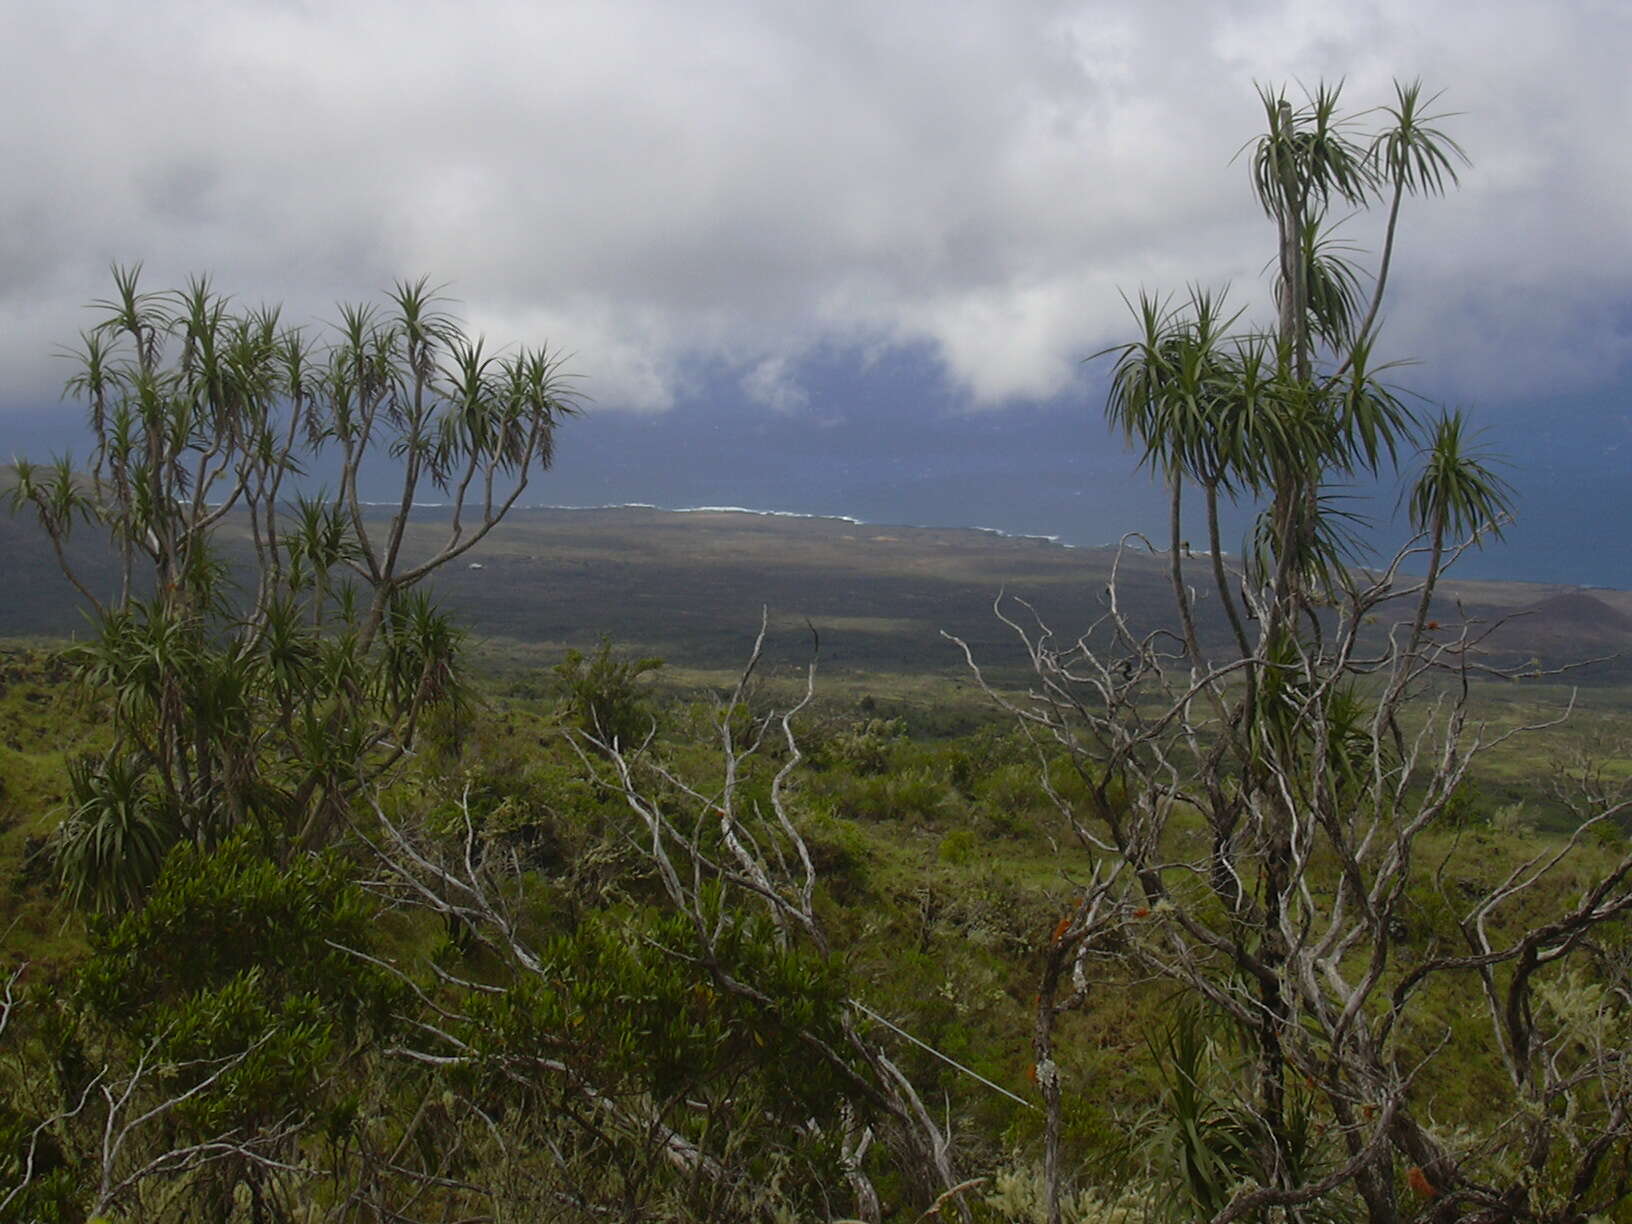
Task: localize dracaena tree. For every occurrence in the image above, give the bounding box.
[1106,81,1467,648]
[958,81,1632,1224]
[7,266,580,907]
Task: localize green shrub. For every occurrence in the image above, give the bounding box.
[552,636,664,751]
[800,811,872,900]
[826,766,956,826]
[55,753,181,913]
[973,761,1048,836]
[939,828,979,865]
[812,716,907,776]
[939,725,1028,796]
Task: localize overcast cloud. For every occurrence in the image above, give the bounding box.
[4,0,1630,419]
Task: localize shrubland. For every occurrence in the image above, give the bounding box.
[4,637,1626,1222]
[3,78,1632,1224]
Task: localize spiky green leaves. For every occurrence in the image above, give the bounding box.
[1251,81,1373,220]
[1408,409,1514,546]
[57,753,180,913]
[1105,81,1475,613]
[1372,80,1467,199]
[13,267,587,908]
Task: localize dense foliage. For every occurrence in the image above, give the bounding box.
[7,268,577,904]
[943,79,1630,1224]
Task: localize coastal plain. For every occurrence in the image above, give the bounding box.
[6,503,1631,683]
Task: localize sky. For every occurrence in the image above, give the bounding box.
[4,1,1632,584]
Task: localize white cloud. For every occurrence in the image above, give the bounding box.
[3,1,1631,414]
[741,356,810,414]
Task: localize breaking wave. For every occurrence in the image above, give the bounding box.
[522,502,1101,546]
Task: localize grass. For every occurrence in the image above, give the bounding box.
[5,503,1632,1190]
[0,646,109,973]
[3,629,1630,1208]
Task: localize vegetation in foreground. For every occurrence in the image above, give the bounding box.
[2,634,1628,1223]
[2,77,1631,1224]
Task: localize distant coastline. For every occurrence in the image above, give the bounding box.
[357,499,1103,549]
[539,503,1112,549]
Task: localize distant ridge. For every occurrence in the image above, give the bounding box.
[1518,592,1632,631]
[1486,591,1632,654]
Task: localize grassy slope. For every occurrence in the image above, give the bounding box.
[0,647,106,970]
[0,637,1628,1207]
[3,504,1631,1196]
[4,501,1629,943]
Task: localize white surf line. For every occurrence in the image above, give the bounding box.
[527,501,1095,547]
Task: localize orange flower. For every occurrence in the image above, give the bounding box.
[1407,1166,1437,1199]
